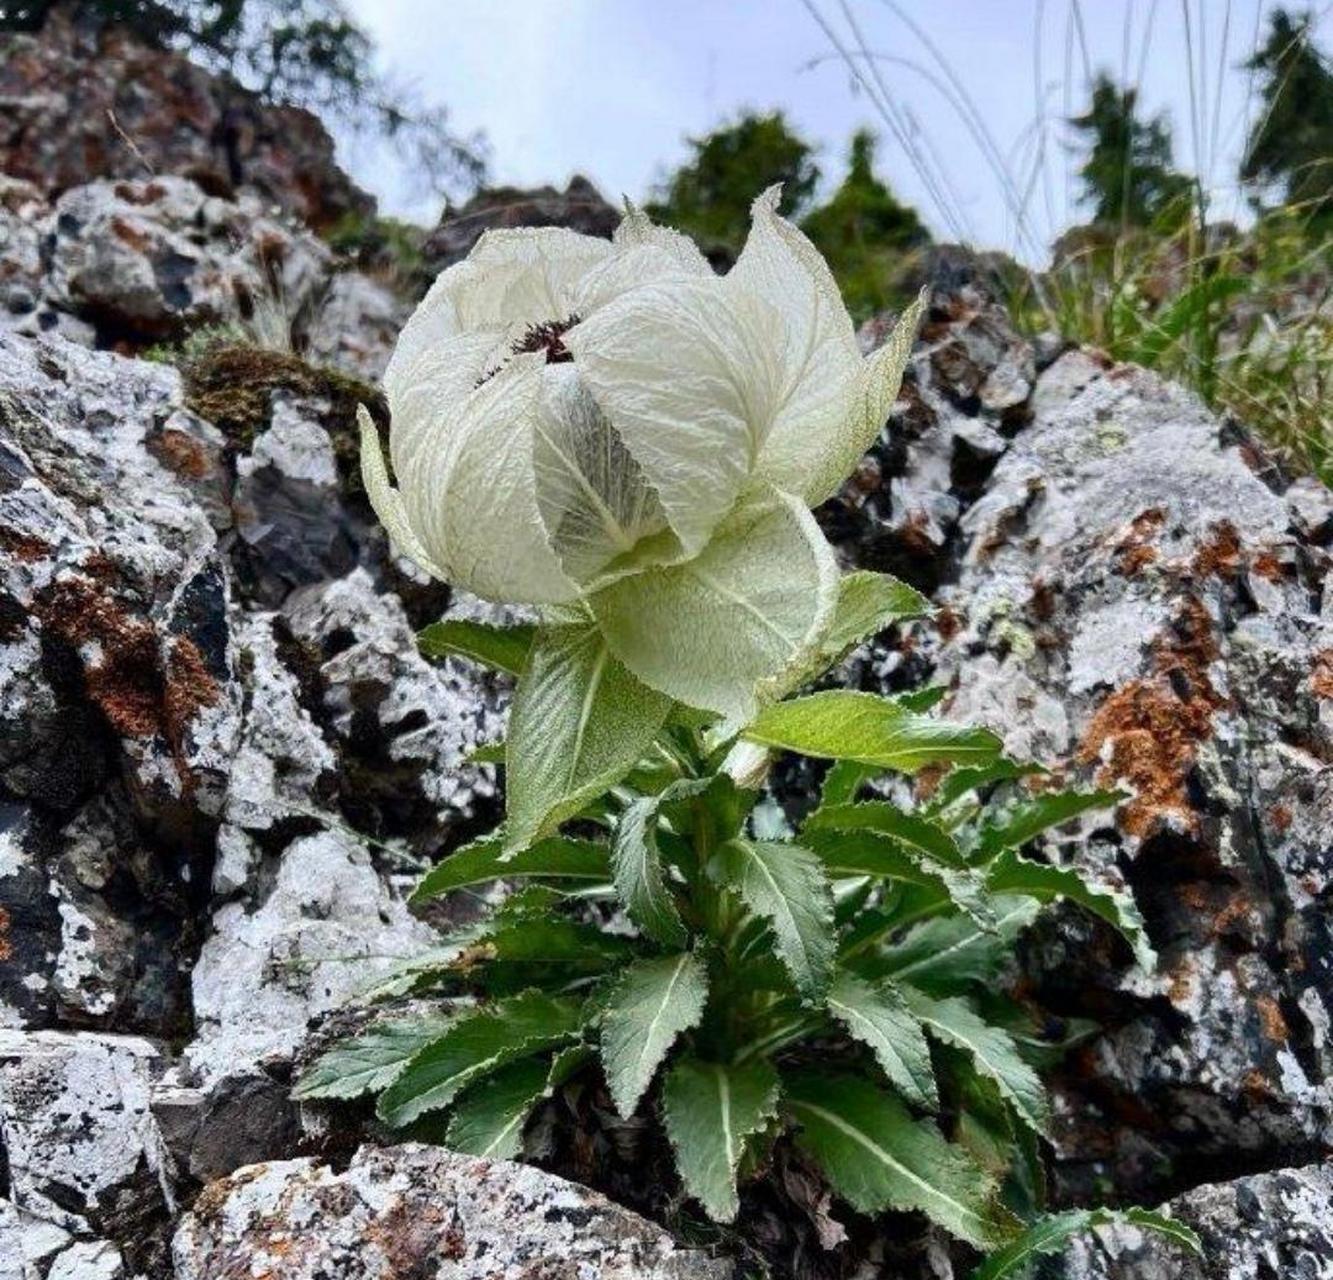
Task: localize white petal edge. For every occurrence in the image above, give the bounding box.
[731,186,865,505]
[589,487,840,724]
[358,404,451,583]
[404,355,581,606]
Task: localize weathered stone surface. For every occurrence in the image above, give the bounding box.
[1053,1162,1333,1279]
[0,1031,170,1274]
[423,175,618,276]
[0,9,373,233]
[172,1144,732,1280]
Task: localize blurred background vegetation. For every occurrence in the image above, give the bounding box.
[1,0,1329,480]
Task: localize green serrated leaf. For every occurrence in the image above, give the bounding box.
[599,952,709,1118]
[820,571,931,659]
[612,794,688,946]
[897,986,1050,1136]
[925,760,1046,816]
[806,801,968,870]
[967,1206,1201,1280]
[444,1055,551,1158]
[505,624,671,854]
[877,896,1041,995]
[818,759,882,809]
[411,835,611,903]
[377,992,583,1127]
[977,790,1124,860]
[662,1057,780,1223]
[827,972,938,1110]
[292,1014,459,1101]
[745,691,1001,774]
[465,739,507,765]
[785,1071,1016,1249]
[709,839,834,1001]
[985,849,1155,971]
[418,618,536,675]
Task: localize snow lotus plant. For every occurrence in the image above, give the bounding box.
[302,195,1200,1275]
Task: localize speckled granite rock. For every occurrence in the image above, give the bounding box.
[1052,1162,1333,1279]
[172,1144,732,1280]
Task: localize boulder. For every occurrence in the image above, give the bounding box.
[0,9,373,234]
[171,1144,732,1280]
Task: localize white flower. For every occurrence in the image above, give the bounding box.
[361,187,923,724]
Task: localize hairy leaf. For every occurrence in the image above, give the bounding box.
[968,1206,1201,1280]
[827,972,938,1110]
[293,1014,458,1101]
[662,1057,780,1223]
[898,987,1050,1136]
[818,759,882,809]
[806,801,967,870]
[785,1071,1016,1248]
[418,618,536,676]
[745,691,1001,774]
[377,992,583,1127]
[820,571,930,659]
[444,1055,551,1158]
[709,839,834,1000]
[986,850,1155,971]
[612,794,688,946]
[599,952,709,1117]
[411,835,611,903]
[877,896,1041,995]
[976,790,1124,860]
[505,624,671,853]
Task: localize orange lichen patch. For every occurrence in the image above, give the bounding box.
[1312,650,1333,701]
[0,526,49,562]
[1250,550,1287,583]
[1114,508,1165,576]
[109,215,153,254]
[148,427,213,480]
[34,576,220,783]
[1193,520,1242,579]
[1255,995,1290,1044]
[0,907,12,963]
[1029,579,1056,621]
[1269,804,1293,834]
[914,763,947,801]
[934,605,962,642]
[1240,1068,1272,1099]
[1078,597,1223,838]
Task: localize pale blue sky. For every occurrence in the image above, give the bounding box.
[338,0,1330,262]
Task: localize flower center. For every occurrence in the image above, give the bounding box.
[512,315,580,364]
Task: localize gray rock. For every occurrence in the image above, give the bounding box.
[1053,1162,1333,1279]
[172,1144,732,1280]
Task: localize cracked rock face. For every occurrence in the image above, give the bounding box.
[171,1144,732,1280]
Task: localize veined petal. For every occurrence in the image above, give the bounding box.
[572,242,712,318]
[589,487,839,724]
[453,227,615,333]
[406,353,580,606]
[565,276,782,555]
[614,203,713,272]
[730,186,866,506]
[531,365,672,584]
[384,226,615,408]
[357,404,450,582]
[386,330,501,485]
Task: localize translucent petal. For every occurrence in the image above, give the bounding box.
[730,186,865,505]
[453,227,615,333]
[614,203,713,273]
[384,226,614,408]
[531,365,672,584]
[386,330,501,485]
[571,241,711,318]
[405,353,580,605]
[565,276,782,555]
[590,487,840,724]
[357,405,450,582]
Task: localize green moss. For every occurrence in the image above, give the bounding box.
[181,344,389,492]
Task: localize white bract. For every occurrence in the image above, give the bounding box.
[361,187,923,726]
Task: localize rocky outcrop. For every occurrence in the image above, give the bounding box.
[0,8,373,233]
[0,213,1327,1277]
[423,175,619,274]
[171,1145,731,1280]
